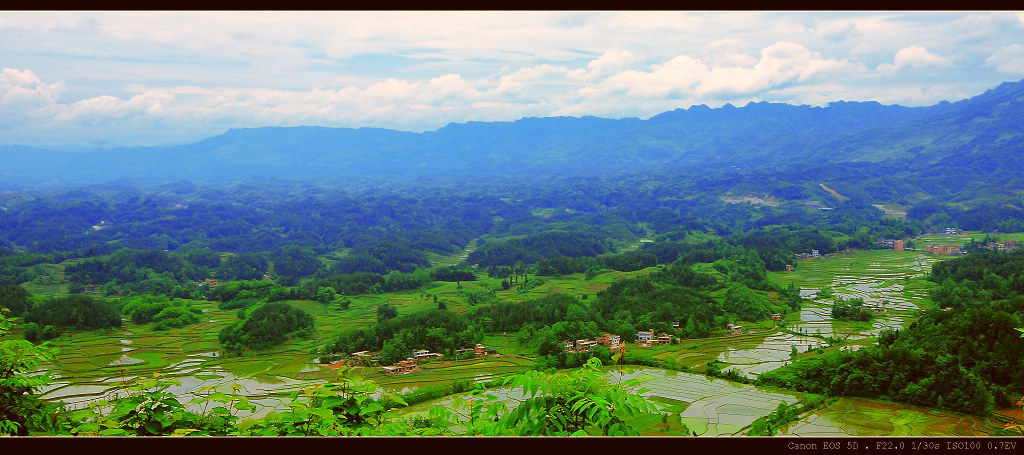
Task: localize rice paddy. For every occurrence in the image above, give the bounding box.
[696,249,948,380]
[785,397,1007,436]
[23,240,1009,436]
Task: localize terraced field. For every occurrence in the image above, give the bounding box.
[27,239,1011,436]
[786,398,1006,436]
[621,368,802,436]
[701,249,947,379]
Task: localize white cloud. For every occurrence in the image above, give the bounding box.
[697,42,856,97]
[0,68,64,107]
[877,45,952,74]
[986,44,1024,76]
[1,12,1022,146]
[702,38,757,67]
[596,55,709,99]
[492,64,586,98]
[585,50,639,79]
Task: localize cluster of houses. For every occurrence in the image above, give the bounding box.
[794,249,843,260]
[192,278,219,288]
[562,330,682,352]
[191,273,273,288]
[878,239,904,251]
[926,244,964,255]
[382,358,421,375]
[335,345,492,375]
[564,333,621,352]
[636,330,673,348]
[381,349,446,375]
[986,240,1020,252]
[881,235,1018,254]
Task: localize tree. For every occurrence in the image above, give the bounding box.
[377,303,398,322]
[0,285,31,316]
[314,286,336,303]
[1,308,58,435]
[379,337,410,365]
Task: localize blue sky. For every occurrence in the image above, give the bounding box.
[2,11,1023,147]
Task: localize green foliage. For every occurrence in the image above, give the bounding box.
[218,302,314,352]
[121,294,203,330]
[0,284,31,316]
[759,295,1024,415]
[830,297,872,322]
[376,302,398,322]
[321,308,481,360]
[24,294,121,329]
[433,357,657,436]
[746,397,825,436]
[929,251,1024,308]
[0,308,59,435]
[467,231,607,267]
[268,245,321,279]
[314,286,336,303]
[724,283,782,322]
[2,336,654,437]
[817,285,835,299]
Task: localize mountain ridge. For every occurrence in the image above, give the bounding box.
[2,78,1022,189]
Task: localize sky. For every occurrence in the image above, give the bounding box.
[2,11,1024,147]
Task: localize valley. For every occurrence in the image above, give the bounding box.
[15,241,1013,436]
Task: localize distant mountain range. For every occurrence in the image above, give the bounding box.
[2,78,1022,190]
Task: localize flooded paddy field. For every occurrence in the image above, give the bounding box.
[394,366,801,436]
[28,246,999,436]
[786,397,1006,436]
[396,366,1001,437]
[677,249,948,381]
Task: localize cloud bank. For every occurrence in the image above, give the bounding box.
[1,11,1022,146]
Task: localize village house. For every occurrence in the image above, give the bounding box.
[636,330,672,348]
[413,349,444,361]
[636,330,655,348]
[927,244,962,255]
[597,333,621,349]
[382,357,419,375]
[575,339,599,351]
[994,241,1020,252]
[475,343,487,356]
[772,313,782,321]
[349,350,381,366]
[726,324,743,335]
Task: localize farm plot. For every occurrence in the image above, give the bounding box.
[716,332,828,379]
[618,368,802,436]
[396,367,802,436]
[785,397,1006,436]
[715,249,943,380]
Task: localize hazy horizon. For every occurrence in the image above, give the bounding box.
[2,11,1023,148]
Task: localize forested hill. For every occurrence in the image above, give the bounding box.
[1,78,1022,188]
